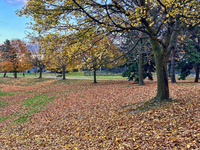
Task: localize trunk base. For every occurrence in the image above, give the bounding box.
[126,97,178,114]
[138,82,145,86]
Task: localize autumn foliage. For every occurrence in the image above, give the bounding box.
[0,39,32,77]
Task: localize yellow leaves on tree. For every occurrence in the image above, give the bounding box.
[42,33,82,79]
[81,35,121,71]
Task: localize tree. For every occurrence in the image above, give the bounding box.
[176,25,200,82]
[81,35,121,83]
[122,53,155,83]
[44,34,80,80]
[0,39,11,77]
[176,44,200,82]
[119,30,153,85]
[28,38,48,78]
[18,0,200,101]
[0,39,32,78]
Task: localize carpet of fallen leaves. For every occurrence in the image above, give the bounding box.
[0,78,200,149]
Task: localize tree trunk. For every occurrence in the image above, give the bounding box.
[100,66,102,76]
[14,71,17,78]
[168,62,171,77]
[195,63,199,82]
[106,68,108,76]
[39,68,42,78]
[35,67,37,76]
[3,71,7,77]
[93,69,97,83]
[171,49,176,83]
[62,65,66,80]
[150,39,169,100]
[23,71,25,77]
[138,53,144,85]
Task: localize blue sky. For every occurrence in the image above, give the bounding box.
[0,0,31,45]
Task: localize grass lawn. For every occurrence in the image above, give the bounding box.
[0,78,200,149]
[0,72,127,80]
[1,72,197,81]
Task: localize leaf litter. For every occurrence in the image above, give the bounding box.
[0,79,199,149]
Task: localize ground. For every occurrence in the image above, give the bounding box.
[0,77,200,149]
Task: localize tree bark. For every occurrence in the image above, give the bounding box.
[171,49,176,83]
[14,71,17,78]
[195,63,199,82]
[35,67,37,76]
[138,53,145,85]
[62,65,66,80]
[93,69,97,83]
[3,71,7,77]
[39,68,42,78]
[150,38,169,100]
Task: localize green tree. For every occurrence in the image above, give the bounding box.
[176,26,200,82]
[119,30,152,85]
[122,53,155,82]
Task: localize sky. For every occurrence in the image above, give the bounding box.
[0,0,31,45]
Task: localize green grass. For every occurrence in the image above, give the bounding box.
[0,72,52,78]
[50,71,126,80]
[10,94,55,124]
[0,72,127,80]
[0,100,8,108]
[0,112,19,122]
[21,93,55,115]
[0,93,55,124]
[25,91,37,94]
[0,116,9,121]
[13,116,28,124]
[0,91,14,97]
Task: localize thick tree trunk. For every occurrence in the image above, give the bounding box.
[39,68,42,78]
[195,63,199,82]
[62,65,66,80]
[14,71,17,78]
[150,39,169,100]
[138,53,144,85]
[155,54,169,100]
[171,49,176,83]
[23,71,25,77]
[93,69,97,83]
[3,71,7,77]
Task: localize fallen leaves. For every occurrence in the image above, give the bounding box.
[0,79,200,149]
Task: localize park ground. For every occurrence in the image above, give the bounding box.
[0,76,200,149]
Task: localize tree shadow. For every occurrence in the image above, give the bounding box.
[121,98,180,114]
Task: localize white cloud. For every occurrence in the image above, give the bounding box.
[6,0,27,5]
[6,0,13,4]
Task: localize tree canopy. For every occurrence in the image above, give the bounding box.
[17,0,200,101]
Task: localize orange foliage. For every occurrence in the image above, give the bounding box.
[0,39,32,73]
